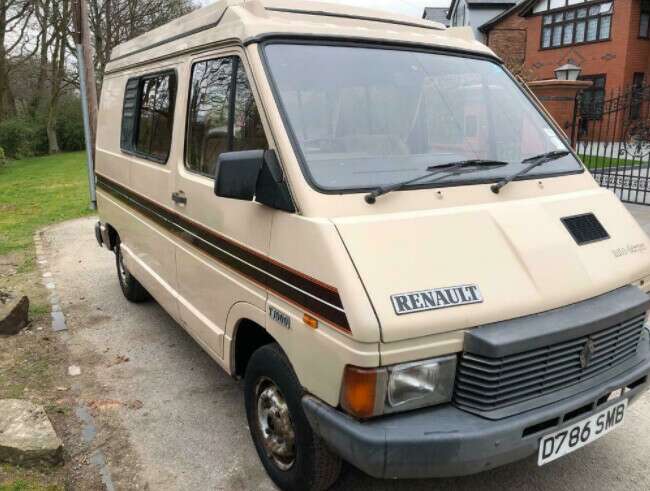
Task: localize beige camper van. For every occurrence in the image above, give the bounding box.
[94,1,650,489]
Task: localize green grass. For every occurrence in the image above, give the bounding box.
[580,154,641,169]
[0,480,61,491]
[0,152,94,256]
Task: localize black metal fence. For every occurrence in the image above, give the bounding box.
[574,84,650,205]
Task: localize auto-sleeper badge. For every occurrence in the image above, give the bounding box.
[391,285,483,315]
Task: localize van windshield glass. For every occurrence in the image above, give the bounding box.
[263,43,582,192]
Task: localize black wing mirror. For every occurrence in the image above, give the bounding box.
[213,149,295,212]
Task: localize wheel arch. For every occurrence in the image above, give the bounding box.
[226,302,276,378]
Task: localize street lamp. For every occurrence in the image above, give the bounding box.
[554,63,582,81]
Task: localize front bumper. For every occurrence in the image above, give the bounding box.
[303,330,650,479]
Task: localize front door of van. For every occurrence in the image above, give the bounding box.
[170,50,273,361]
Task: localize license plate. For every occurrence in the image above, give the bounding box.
[538,399,627,466]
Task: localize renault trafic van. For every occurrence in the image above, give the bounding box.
[94,1,650,490]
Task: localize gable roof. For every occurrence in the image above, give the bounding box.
[423,7,450,26]
[478,0,533,32]
[447,0,517,19]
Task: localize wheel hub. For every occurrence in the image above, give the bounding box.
[256,378,296,470]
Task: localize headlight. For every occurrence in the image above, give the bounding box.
[387,357,456,410]
[340,355,457,419]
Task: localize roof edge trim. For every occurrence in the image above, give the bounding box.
[266,7,444,31]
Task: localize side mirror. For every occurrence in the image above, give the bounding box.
[213,149,295,212]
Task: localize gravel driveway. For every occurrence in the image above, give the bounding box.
[43,216,650,491]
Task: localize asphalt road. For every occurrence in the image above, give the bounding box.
[44,216,650,491]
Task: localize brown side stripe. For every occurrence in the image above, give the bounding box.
[95,174,351,333]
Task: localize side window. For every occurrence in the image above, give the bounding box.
[186,56,268,177]
[121,71,176,163]
[233,61,268,151]
[186,57,234,176]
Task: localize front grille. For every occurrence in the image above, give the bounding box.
[454,313,646,413]
[561,213,609,245]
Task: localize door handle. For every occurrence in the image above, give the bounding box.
[172,191,187,205]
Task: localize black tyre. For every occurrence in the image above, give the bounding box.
[115,237,150,303]
[244,344,342,491]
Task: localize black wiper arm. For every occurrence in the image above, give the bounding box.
[490,150,571,195]
[364,160,508,204]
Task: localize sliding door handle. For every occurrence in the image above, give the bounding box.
[171,191,187,205]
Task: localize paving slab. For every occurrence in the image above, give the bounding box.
[0,399,63,466]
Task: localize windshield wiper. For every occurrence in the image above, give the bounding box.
[491,150,571,194]
[364,160,509,204]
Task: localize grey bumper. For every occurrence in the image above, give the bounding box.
[303,336,650,479]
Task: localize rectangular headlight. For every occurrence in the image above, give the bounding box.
[340,355,457,419]
[387,356,456,412]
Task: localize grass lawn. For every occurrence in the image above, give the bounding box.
[580,154,644,170]
[0,152,92,490]
[0,152,94,256]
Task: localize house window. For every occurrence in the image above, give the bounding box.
[579,74,606,120]
[540,2,612,49]
[641,0,650,38]
[631,72,645,119]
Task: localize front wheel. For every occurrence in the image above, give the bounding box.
[244,344,341,491]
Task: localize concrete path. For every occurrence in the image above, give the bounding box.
[43,213,650,491]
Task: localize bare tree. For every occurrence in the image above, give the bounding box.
[46,0,72,152]
[1,0,197,157]
[0,0,33,118]
[88,0,196,85]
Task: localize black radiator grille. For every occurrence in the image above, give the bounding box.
[454,313,646,412]
[561,213,609,245]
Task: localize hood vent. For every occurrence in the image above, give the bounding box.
[561,213,610,245]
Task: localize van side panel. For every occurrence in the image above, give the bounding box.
[168,50,274,360]
[96,71,182,325]
[96,191,182,323]
[262,213,381,405]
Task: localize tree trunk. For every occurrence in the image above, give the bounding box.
[46,105,59,153]
[0,0,8,119]
[35,0,51,114]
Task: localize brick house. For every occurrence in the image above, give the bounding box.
[446,0,518,41]
[480,0,650,98]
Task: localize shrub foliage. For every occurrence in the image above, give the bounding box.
[0,96,85,159]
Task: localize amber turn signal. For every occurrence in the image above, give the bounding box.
[303,313,319,329]
[340,365,387,419]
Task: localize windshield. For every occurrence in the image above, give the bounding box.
[263,43,583,192]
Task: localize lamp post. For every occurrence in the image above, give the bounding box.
[554,63,582,81]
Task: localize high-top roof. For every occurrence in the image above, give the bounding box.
[106,0,496,75]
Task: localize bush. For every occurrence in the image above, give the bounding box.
[0,96,84,159]
[0,146,6,166]
[0,118,48,159]
[56,96,85,152]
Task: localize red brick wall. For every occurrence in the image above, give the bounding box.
[486,9,529,69]
[624,2,650,89]
[487,0,650,95]
[528,80,592,139]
